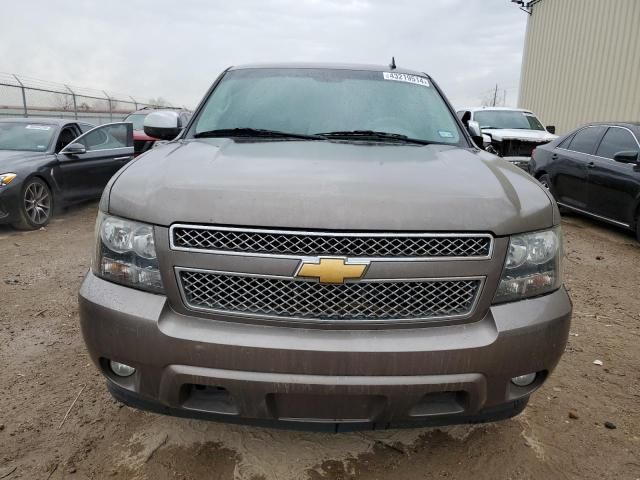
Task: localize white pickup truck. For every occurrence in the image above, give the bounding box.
[457,107,557,170]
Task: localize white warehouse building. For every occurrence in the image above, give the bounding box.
[518,0,640,134]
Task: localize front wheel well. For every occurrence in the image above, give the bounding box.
[28,174,52,190]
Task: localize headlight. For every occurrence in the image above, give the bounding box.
[0,173,17,187]
[92,212,164,293]
[493,227,563,303]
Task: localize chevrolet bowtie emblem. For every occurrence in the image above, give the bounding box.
[297,258,368,284]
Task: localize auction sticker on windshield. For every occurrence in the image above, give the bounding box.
[383,72,430,87]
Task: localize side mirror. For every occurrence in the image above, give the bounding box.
[467,120,484,148]
[613,151,639,164]
[144,111,182,140]
[546,125,556,134]
[62,142,86,155]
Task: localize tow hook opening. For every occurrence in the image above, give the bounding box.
[180,384,239,415]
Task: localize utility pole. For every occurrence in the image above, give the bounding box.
[492,84,498,107]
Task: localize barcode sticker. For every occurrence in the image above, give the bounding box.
[383,72,430,87]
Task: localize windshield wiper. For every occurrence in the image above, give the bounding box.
[315,130,435,145]
[194,128,325,140]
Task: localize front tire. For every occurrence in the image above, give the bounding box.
[538,173,567,215]
[12,177,53,230]
[538,174,552,192]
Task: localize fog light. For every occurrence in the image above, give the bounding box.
[110,360,136,377]
[511,373,536,387]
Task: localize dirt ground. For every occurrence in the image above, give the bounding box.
[0,202,639,480]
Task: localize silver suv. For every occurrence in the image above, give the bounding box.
[79,64,572,430]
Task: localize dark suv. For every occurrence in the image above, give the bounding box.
[124,107,191,155]
[80,63,572,430]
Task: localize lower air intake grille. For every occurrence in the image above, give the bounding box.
[178,270,482,322]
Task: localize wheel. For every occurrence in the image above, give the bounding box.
[538,173,569,216]
[636,218,640,243]
[12,177,53,230]
[538,174,552,192]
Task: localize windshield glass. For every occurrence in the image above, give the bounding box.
[0,122,56,152]
[124,113,147,131]
[474,110,545,131]
[191,68,465,145]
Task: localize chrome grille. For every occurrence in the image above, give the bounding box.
[178,269,482,322]
[171,226,492,259]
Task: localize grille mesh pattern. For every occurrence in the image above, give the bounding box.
[179,270,481,321]
[173,227,491,258]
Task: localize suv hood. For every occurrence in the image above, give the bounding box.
[482,128,557,143]
[108,139,554,235]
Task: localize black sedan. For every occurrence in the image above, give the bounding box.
[0,118,133,229]
[529,122,640,240]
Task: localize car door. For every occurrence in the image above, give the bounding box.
[587,126,640,225]
[553,126,606,209]
[55,122,133,202]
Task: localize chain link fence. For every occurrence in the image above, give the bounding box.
[0,73,175,125]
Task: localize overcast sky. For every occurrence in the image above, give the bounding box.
[0,0,528,109]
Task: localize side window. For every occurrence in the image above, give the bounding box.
[77,124,132,151]
[558,134,574,149]
[78,123,95,133]
[567,126,606,154]
[595,127,639,159]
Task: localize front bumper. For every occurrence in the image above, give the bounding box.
[0,182,22,225]
[79,272,572,430]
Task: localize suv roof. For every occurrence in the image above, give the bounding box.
[229,62,430,77]
[459,107,535,114]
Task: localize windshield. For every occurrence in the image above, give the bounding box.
[474,110,545,131]
[191,68,465,146]
[0,122,56,152]
[124,113,147,131]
